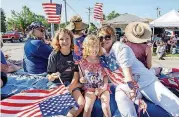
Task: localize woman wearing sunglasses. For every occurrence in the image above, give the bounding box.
[23,22,52,74]
[98,24,179,117]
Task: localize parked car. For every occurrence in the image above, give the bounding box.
[2,31,23,43]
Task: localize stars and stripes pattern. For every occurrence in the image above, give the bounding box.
[0,85,78,117]
[42,3,62,24]
[94,3,103,21]
[100,53,125,85]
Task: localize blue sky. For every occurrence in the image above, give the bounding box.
[1,0,179,23]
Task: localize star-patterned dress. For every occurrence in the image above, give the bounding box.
[79,59,108,91]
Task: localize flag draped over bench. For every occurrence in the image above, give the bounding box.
[0,85,78,117]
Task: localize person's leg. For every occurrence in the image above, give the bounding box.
[70,89,85,117]
[83,92,96,117]
[100,91,111,117]
[141,80,179,116]
[115,84,137,117]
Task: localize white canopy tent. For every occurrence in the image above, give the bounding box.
[150,10,179,27]
[150,10,179,36]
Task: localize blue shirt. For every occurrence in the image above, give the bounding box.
[23,39,52,74]
[1,50,7,77]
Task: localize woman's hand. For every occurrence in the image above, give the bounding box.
[80,77,87,83]
[1,63,9,73]
[48,72,60,81]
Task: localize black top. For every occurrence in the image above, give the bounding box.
[47,50,79,84]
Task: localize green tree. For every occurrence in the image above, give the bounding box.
[1,8,6,32]
[7,6,49,34]
[107,11,120,20]
[103,14,106,20]
[88,23,97,34]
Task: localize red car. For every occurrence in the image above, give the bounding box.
[2,31,23,43]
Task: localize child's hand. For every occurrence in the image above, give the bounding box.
[95,88,104,97]
[66,85,73,93]
[95,88,100,96]
[48,72,60,81]
[80,77,87,83]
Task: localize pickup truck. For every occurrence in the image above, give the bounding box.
[2,31,23,43]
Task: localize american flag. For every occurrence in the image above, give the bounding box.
[94,3,103,21]
[0,85,78,117]
[42,3,62,24]
[100,54,125,85]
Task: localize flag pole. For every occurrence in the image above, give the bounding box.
[50,0,54,38]
[64,0,67,25]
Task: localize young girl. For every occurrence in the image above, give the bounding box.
[47,28,85,117]
[78,35,111,117]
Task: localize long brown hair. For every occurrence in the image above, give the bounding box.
[51,28,74,52]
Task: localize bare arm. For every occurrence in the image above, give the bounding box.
[70,72,79,88]
[122,67,134,82]
[146,46,152,69]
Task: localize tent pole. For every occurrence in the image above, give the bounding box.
[152,26,155,40]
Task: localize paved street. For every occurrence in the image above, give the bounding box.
[2,42,179,68]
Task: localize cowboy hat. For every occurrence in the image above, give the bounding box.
[125,22,152,43]
[66,15,88,31]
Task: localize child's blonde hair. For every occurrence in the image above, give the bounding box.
[83,35,103,59]
[51,28,74,52]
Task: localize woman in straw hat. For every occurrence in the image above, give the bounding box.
[66,15,88,63]
[122,22,162,75]
[98,23,179,117]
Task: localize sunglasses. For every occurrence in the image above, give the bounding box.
[98,35,111,42]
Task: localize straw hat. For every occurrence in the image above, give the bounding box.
[125,22,152,43]
[66,15,88,31]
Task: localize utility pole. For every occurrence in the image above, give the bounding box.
[50,0,54,38]
[64,0,67,25]
[156,7,161,18]
[86,7,93,33]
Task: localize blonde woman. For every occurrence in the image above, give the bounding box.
[23,22,52,74]
[79,35,111,117]
[47,28,85,117]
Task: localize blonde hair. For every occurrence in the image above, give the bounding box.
[97,25,116,42]
[51,28,74,51]
[83,35,103,59]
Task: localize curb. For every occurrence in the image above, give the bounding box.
[152,56,179,60]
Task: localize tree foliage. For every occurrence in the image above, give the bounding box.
[7,6,50,33]
[107,11,120,20]
[1,8,6,32]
